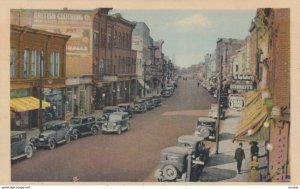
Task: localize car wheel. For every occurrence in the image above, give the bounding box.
[49,139,56,150]
[91,128,98,136]
[65,134,71,144]
[117,128,122,135]
[162,165,178,181]
[73,131,79,140]
[25,145,33,159]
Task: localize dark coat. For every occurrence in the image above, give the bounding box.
[251,145,259,157]
[235,147,245,161]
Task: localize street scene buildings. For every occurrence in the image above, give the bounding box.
[10,8,290,183]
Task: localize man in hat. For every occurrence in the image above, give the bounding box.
[234,142,245,174]
[250,141,259,160]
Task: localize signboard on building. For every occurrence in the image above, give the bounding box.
[230,84,253,91]
[228,94,245,110]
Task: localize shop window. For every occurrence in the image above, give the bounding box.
[23,49,29,78]
[31,50,37,78]
[10,48,15,79]
[65,89,73,113]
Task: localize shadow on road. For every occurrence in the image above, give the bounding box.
[200,167,237,182]
[219,132,235,141]
[206,153,236,167]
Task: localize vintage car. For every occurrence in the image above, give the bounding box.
[145,97,155,110]
[161,88,173,97]
[151,95,162,107]
[208,104,225,119]
[97,106,123,126]
[154,146,206,182]
[133,99,147,113]
[69,115,99,140]
[30,120,71,150]
[118,103,134,118]
[11,131,35,160]
[101,112,130,135]
[177,135,210,164]
[194,117,217,141]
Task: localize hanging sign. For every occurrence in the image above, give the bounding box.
[228,94,245,110]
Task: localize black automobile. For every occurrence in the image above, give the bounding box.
[133,99,147,113]
[69,115,99,140]
[31,120,71,150]
[161,88,173,97]
[11,131,35,160]
[194,117,217,141]
[118,103,134,118]
[145,97,155,110]
[152,95,162,107]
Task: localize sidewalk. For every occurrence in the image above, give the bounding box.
[200,109,268,182]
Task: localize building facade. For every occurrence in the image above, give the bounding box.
[10,25,69,130]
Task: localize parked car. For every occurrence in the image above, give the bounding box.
[133,99,147,113]
[11,131,35,160]
[194,117,217,141]
[145,97,155,110]
[154,146,206,182]
[171,80,178,88]
[101,112,130,135]
[208,104,225,119]
[161,88,173,97]
[31,120,71,150]
[152,95,162,107]
[97,106,123,126]
[118,103,134,118]
[177,135,210,164]
[69,115,99,140]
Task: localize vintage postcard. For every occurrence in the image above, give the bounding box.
[0,0,300,186]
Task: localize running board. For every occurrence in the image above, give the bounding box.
[11,154,26,160]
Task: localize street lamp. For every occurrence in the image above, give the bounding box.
[38,50,44,132]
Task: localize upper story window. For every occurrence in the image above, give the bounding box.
[93,32,99,48]
[50,52,60,77]
[10,48,15,79]
[31,50,37,78]
[23,49,29,78]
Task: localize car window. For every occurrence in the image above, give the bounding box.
[82,118,88,124]
[70,118,81,124]
[197,121,214,127]
[88,117,95,122]
[44,124,56,131]
[11,135,20,143]
[177,142,191,148]
[56,124,62,130]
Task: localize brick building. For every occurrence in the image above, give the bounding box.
[10,24,69,130]
[11,8,137,119]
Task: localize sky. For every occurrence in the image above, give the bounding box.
[111,9,256,68]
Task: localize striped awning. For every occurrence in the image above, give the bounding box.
[234,91,269,142]
[10,96,50,112]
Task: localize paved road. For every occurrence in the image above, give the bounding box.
[11,78,216,182]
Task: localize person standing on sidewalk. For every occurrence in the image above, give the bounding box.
[234,142,245,174]
[197,82,200,87]
[249,156,260,182]
[250,141,259,160]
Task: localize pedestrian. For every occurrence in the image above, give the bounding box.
[198,82,200,87]
[250,141,259,160]
[249,156,260,182]
[234,142,245,174]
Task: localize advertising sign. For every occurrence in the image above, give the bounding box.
[228,94,245,110]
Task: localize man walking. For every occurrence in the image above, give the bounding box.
[234,142,245,174]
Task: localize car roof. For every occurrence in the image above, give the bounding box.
[104,106,119,110]
[197,117,216,122]
[44,120,67,125]
[71,115,95,119]
[111,112,128,116]
[178,135,204,143]
[11,130,26,136]
[161,146,189,155]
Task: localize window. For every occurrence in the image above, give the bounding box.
[10,48,15,79]
[122,33,125,48]
[38,51,44,77]
[23,49,29,78]
[119,32,121,46]
[65,88,73,113]
[31,50,37,77]
[50,52,60,77]
[93,32,99,48]
[114,30,117,46]
[107,36,111,49]
[235,65,239,72]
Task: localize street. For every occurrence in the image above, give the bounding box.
[11,78,216,182]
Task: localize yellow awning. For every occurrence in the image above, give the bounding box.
[10,96,50,112]
[234,91,269,142]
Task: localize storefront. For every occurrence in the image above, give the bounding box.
[43,88,64,121]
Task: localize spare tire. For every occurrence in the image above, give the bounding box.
[162,165,178,181]
[198,128,210,138]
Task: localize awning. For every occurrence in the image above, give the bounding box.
[234,91,269,142]
[137,79,150,90]
[10,96,50,112]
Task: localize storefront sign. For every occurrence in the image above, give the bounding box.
[228,94,245,110]
[230,84,253,91]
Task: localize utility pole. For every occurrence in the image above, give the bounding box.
[38,51,44,132]
[143,61,146,97]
